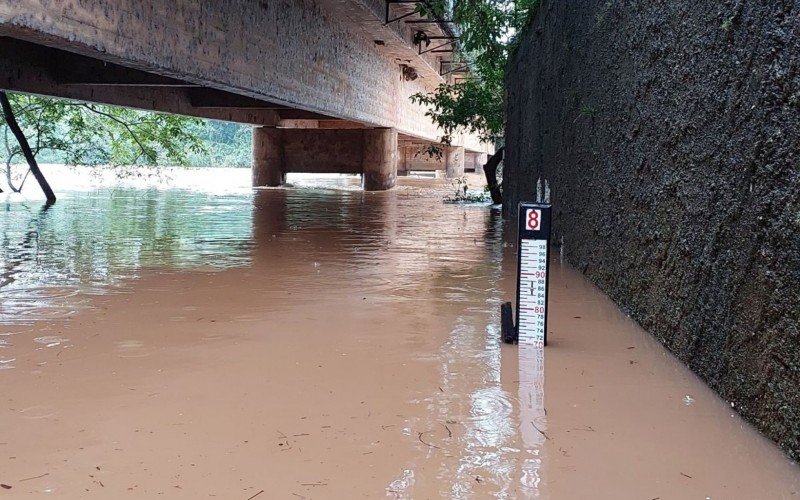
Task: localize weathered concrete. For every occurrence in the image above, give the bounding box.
[505,0,800,458]
[399,141,445,173]
[0,0,488,152]
[0,0,492,189]
[395,142,482,175]
[466,152,487,175]
[252,127,284,187]
[362,128,397,191]
[253,127,397,190]
[397,146,410,177]
[445,146,465,179]
[0,38,281,126]
[283,129,364,175]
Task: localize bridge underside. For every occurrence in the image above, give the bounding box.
[0,0,491,190]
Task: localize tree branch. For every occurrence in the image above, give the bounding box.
[80,104,155,164]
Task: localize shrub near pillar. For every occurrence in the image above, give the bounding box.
[252,126,285,187]
[445,146,465,178]
[362,128,397,191]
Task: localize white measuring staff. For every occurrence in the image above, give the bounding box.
[515,204,551,346]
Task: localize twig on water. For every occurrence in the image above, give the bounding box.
[531,421,550,440]
[246,490,265,500]
[19,473,49,482]
[417,431,441,449]
[442,423,452,438]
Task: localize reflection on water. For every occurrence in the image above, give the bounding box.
[0,189,254,323]
[2,172,798,498]
[1,176,543,497]
[257,183,542,497]
[518,345,546,492]
[247,182,543,497]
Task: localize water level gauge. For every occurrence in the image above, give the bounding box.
[502,202,552,346]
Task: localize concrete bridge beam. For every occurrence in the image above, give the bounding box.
[252,126,398,191]
[0,0,485,151]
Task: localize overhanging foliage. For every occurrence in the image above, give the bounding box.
[411,0,540,145]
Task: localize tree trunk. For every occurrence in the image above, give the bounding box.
[0,91,56,203]
[483,146,504,205]
[5,159,19,193]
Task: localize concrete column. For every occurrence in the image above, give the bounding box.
[362,128,397,191]
[470,152,488,176]
[252,126,285,187]
[397,144,409,176]
[477,153,488,175]
[445,145,465,178]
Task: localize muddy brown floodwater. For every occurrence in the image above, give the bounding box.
[1,173,799,499]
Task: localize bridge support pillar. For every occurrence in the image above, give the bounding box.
[362,128,397,191]
[466,152,487,175]
[252,126,285,187]
[445,146,465,178]
[397,144,409,177]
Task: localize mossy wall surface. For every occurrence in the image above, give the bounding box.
[504,0,800,457]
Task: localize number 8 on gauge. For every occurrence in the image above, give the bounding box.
[526,209,542,231]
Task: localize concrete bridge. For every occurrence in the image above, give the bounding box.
[0,0,491,190]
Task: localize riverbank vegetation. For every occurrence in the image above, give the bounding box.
[410,0,538,204]
[0,92,253,201]
[411,0,539,145]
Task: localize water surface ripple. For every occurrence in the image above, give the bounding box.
[1,174,798,498]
